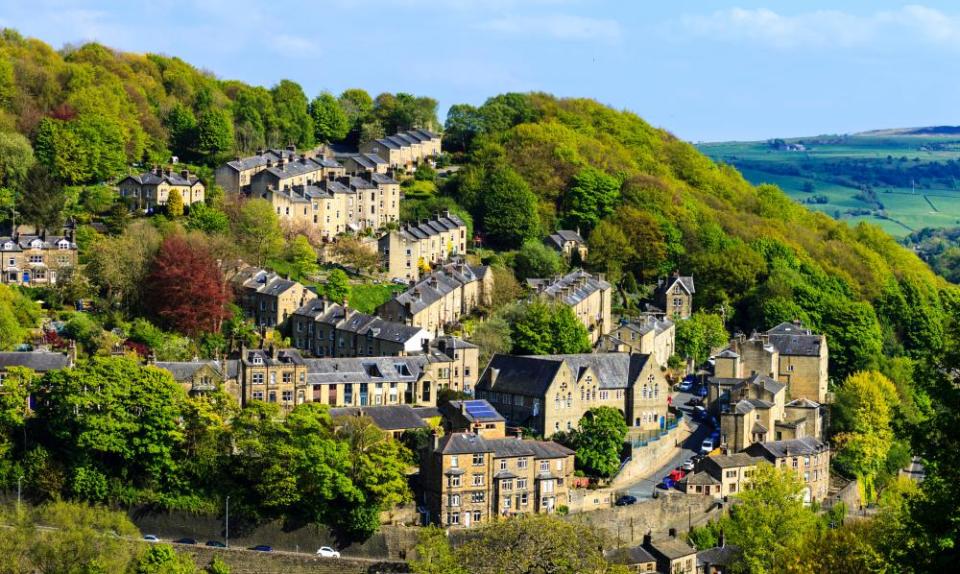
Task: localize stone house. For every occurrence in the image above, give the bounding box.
[744,437,831,504]
[0,351,73,380]
[605,545,658,573]
[642,534,697,574]
[378,211,469,282]
[430,335,481,394]
[715,321,829,403]
[153,359,241,398]
[376,262,492,332]
[118,167,205,209]
[420,432,574,528]
[290,300,433,358]
[247,154,345,198]
[1,233,78,286]
[598,315,675,367]
[680,452,761,499]
[329,404,428,438]
[231,267,317,330]
[544,229,588,261]
[337,152,389,175]
[527,270,613,344]
[654,274,695,320]
[475,352,669,438]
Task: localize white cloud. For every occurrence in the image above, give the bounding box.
[679,4,960,50]
[480,13,621,42]
[272,34,319,54]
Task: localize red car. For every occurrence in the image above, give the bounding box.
[669,468,687,482]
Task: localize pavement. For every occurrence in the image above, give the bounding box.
[618,387,715,500]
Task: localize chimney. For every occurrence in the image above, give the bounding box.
[719,529,725,548]
[287,144,296,153]
[270,344,278,360]
[180,169,189,179]
[277,158,286,169]
[267,159,274,168]
[328,172,336,181]
[642,532,652,549]
[301,155,309,164]
[164,166,172,176]
[668,528,677,539]
[460,401,467,415]
[256,147,264,156]
[432,428,441,451]
[151,164,160,175]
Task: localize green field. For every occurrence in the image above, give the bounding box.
[699,130,960,237]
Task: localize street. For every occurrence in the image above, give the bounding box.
[618,388,713,500]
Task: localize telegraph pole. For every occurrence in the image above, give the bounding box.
[17,475,24,515]
[225,496,230,548]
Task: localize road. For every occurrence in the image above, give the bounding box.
[618,388,714,500]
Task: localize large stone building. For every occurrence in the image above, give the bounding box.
[0,351,73,379]
[527,270,612,344]
[476,352,669,438]
[378,212,469,282]
[336,152,389,175]
[598,315,675,368]
[1,233,78,286]
[260,172,401,238]
[231,267,317,330]
[420,431,574,528]
[118,167,205,209]
[714,321,829,403]
[290,299,432,358]
[360,129,442,169]
[153,359,241,398]
[376,262,493,332]
[654,274,695,320]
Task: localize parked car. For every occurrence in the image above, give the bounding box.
[669,468,686,482]
[700,438,715,454]
[250,545,273,552]
[677,381,693,392]
[317,547,341,558]
[143,534,160,542]
[173,537,197,545]
[685,396,703,407]
[614,495,638,506]
[695,385,709,398]
[691,406,706,419]
[658,476,676,489]
[205,540,227,548]
[681,459,695,472]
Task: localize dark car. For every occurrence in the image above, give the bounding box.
[174,538,197,545]
[657,476,676,490]
[250,545,273,552]
[684,396,703,407]
[614,495,637,506]
[205,540,227,548]
[695,385,709,398]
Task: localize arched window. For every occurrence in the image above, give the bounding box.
[555,392,560,409]
[566,392,572,408]
[654,384,659,398]
[642,384,648,399]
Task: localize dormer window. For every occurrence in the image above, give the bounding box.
[252,355,263,365]
[31,240,42,248]
[58,240,70,250]
[2,242,12,250]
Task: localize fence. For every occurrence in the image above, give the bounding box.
[629,415,679,449]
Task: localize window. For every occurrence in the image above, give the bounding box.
[499,459,507,471]
[473,474,484,487]
[449,512,459,525]
[516,478,527,490]
[520,493,528,506]
[726,470,737,478]
[518,458,528,470]
[269,372,276,385]
[555,460,563,472]
[541,480,554,493]
[450,455,459,468]
[539,461,549,472]
[502,479,513,491]
[472,510,481,523]
[268,391,276,403]
[449,475,461,487]
[503,496,512,509]
[449,494,460,507]
[599,391,608,400]
[252,373,264,385]
[282,391,293,402]
[473,454,484,466]
[471,492,485,503]
[252,391,264,401]
[282,372,292,383]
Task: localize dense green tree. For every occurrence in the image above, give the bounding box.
[187,202,230,234]
[270,79,314,148]
[444,103,484,152]
[675,312,729,366]
[18,163,64,232]
[324,269,350,303]
[505,300,591,355]
[285,235,318,279]
[229,198,283,267]
[196,108,235,161]
[514,240,565,281]
[481,167,541,249]
[411,526,468,574]
[310,92,350,143]
[0,131,33,189]
[574,407,629,478]
[563,167,620,234]
[166,184,184,217]
[0,284,40,350]
[134,544,200,574]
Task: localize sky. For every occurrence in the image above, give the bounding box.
[1,0,959,141]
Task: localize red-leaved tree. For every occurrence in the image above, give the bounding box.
[144,235,232,337]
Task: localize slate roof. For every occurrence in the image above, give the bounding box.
[154,360,227,381]
[745,437,828,460]
[242,348,304,367]
[480,352,649,395]
[764,321,824,357]
[0,351,71,372]
[386,265,485,315]
[0,235,77,252]
[606,545,657,566]
[330,404,428,431]
[301,356,428,385]
[370,172,398,185]
[339,153,388,170]
[545,229,585,251]
[122,170,201,187]
[532,353,648,390]
[703,452,762,469]
[682,470,721,486]
[697,546,740,568]
[433,335,478,351]
[436,432,573,459]
[264,157,331,180]
[657,275,695,295]
[616,316,674,338]
[646,538,696,560]
[732,398,774,414]
[234,267,301,298]
[734,373,786,397]
[390,212,467,243]
[716,349,740,359]
[528,269,611,307]
[225,148,297,172]
[412,406,443,420]
[785,397,821,409]
[292,302,429,346]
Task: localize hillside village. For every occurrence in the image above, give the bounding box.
[0,29,955,574]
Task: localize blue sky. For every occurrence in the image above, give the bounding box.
[1,0,959,141]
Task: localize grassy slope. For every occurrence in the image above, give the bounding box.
[699,135,960,237]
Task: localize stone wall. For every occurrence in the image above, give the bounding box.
[610,419,692,489]
[176,546,407,574]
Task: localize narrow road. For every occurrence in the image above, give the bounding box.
[619,389,712,500]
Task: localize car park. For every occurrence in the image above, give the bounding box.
[173,538,197,545]
[317,547,341,558]
[615,495,638,506]
[250,545,273,552]
[205,540,227,548]
[143,534,160,542]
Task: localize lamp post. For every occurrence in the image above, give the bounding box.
[17,475,24,515]
[225,496,230,548]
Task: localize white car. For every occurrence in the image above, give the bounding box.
[317,547,341,558]
[143,534,160,542]
[700,438,715,454]
[681,459,695,472]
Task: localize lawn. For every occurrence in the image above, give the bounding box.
[348,283,406,313]
[700,132,960,237]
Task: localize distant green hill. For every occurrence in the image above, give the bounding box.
[698,131,960,237]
